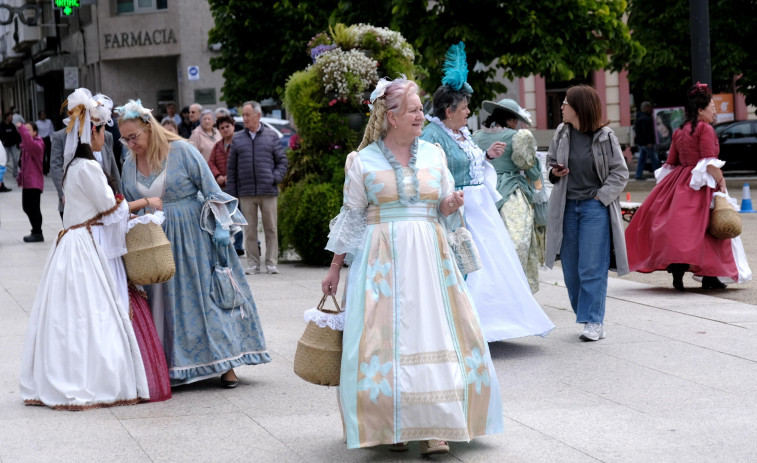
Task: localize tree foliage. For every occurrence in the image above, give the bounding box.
[208,0,643,109]
[627,0,755,109]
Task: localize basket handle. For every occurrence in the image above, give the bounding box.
[317,293,342,314]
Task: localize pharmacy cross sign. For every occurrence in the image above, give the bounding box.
[53,0,80,16]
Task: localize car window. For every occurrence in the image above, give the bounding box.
[721,122,752,139]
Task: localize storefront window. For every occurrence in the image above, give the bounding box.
[116,0,167,14]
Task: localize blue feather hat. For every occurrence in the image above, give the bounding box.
[441,41,473,94]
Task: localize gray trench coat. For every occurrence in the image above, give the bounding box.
[544,123,630,276]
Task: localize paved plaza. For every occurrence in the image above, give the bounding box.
[1,177,756,462]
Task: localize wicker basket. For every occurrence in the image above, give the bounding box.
[293,294,343,386]
[123,221,176,285]
[708,195,742,240]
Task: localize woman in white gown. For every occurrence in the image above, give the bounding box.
[419,42,554,342]
[19,89,162,409]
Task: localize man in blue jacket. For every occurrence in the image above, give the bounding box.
[227,100,288,275]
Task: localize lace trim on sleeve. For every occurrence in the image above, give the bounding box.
[325,206,367,260]
[100,201,130,259]
[690,158,725,190]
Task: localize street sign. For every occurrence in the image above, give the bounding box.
[53,0,80,16]
[187,66,200,81]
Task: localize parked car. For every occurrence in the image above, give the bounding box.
[233,115,296,149]
[714,120,757,173]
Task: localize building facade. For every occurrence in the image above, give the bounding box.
[0,0,224,128]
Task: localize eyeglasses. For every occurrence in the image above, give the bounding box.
[119,128,144,146]
[562,99,569,106]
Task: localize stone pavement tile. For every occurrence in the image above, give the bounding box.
[121,411,299,462]
[508,400,676,461]
[223,352,338,418]
[109,378,242,420]
[593,340,757,395]
[0,308,27,337]
[0,412,151,463]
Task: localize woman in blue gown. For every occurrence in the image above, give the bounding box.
[118,100,270,387]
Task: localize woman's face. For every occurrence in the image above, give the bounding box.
[201,113,215,131]
[655,116,670,138]
[24,123,36,137]
[561,99,579,128]
[444,98,470,131]
[218,121,235,141]
[119,120,150,157]
[389,93,425,139]
[698,100,716,124]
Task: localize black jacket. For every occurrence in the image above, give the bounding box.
[0,121,20,147]
[634,111,655,146]
[226,124,288,197]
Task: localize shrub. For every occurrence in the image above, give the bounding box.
[279,178,343,265]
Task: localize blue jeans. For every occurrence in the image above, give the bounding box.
[635,145,660,179]
[560,199,610,324]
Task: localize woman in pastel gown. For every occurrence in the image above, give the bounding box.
[321,77,503,455]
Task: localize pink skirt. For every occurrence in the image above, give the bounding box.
[129,286,172,402]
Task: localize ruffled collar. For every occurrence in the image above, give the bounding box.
[376,138,420,205]
[425,114,486,185]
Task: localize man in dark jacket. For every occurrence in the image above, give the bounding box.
[227,100,288,275]
[633,101,659,180]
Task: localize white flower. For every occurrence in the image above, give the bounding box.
[313,48,379,102]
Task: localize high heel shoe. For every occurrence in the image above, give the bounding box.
[420,439,449,455]
[702,276,727,289]
[667,264,688,291]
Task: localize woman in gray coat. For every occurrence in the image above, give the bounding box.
[545,85,629,342]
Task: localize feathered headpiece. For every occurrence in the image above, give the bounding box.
[62,88,114,169]
[114,99,153,123]
[441,41,473,94]
[688,81,711,98]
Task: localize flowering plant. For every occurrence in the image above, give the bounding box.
[310,44,337,62]
[312,48,378,104]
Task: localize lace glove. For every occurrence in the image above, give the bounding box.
[213,222,230,246]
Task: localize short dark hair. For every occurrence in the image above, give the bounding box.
[431,85,470,121]
[216,115,234,128]
[565,85,605,134]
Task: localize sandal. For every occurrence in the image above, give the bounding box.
[389,442,409,452]
[420,439,449,455]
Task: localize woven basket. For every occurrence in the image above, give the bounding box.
[708,195,742,240]
[293,294,343,386]
[123,221,176,285]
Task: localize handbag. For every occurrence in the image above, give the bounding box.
[124,215,176,285]
[532,178,549,227]
[293,293,344,386]
[708,193,742,240]
[210,243,247,309]
[447,210,482,275]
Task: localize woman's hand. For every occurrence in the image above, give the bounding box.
[440,190,464,216]
[486,141,506,159]
[322,265,341,295]
[147,197,163,210]
[717,177,727,193]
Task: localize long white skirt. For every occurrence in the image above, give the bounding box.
[19,227,149,409]
[463,184,555,342]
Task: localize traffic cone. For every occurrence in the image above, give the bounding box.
[740,183,756,213]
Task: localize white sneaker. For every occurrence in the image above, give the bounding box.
[244,265,260,275]
[266,265,279,274]
[580,323,606,341]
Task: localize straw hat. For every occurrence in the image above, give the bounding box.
[481,98,532,126]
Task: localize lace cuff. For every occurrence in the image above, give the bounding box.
[654,164,676,183]
[325,206,367,260]
[690,158,725,190]
[100,201,130,259]
[200,192,248,235]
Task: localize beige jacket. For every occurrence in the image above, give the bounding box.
[189,126,222,162]
[544,123,630,275]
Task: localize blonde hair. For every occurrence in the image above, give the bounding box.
[357,78,419,151]
[124,115,184,173]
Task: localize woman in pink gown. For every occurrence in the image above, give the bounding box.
[625,83,750,290]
